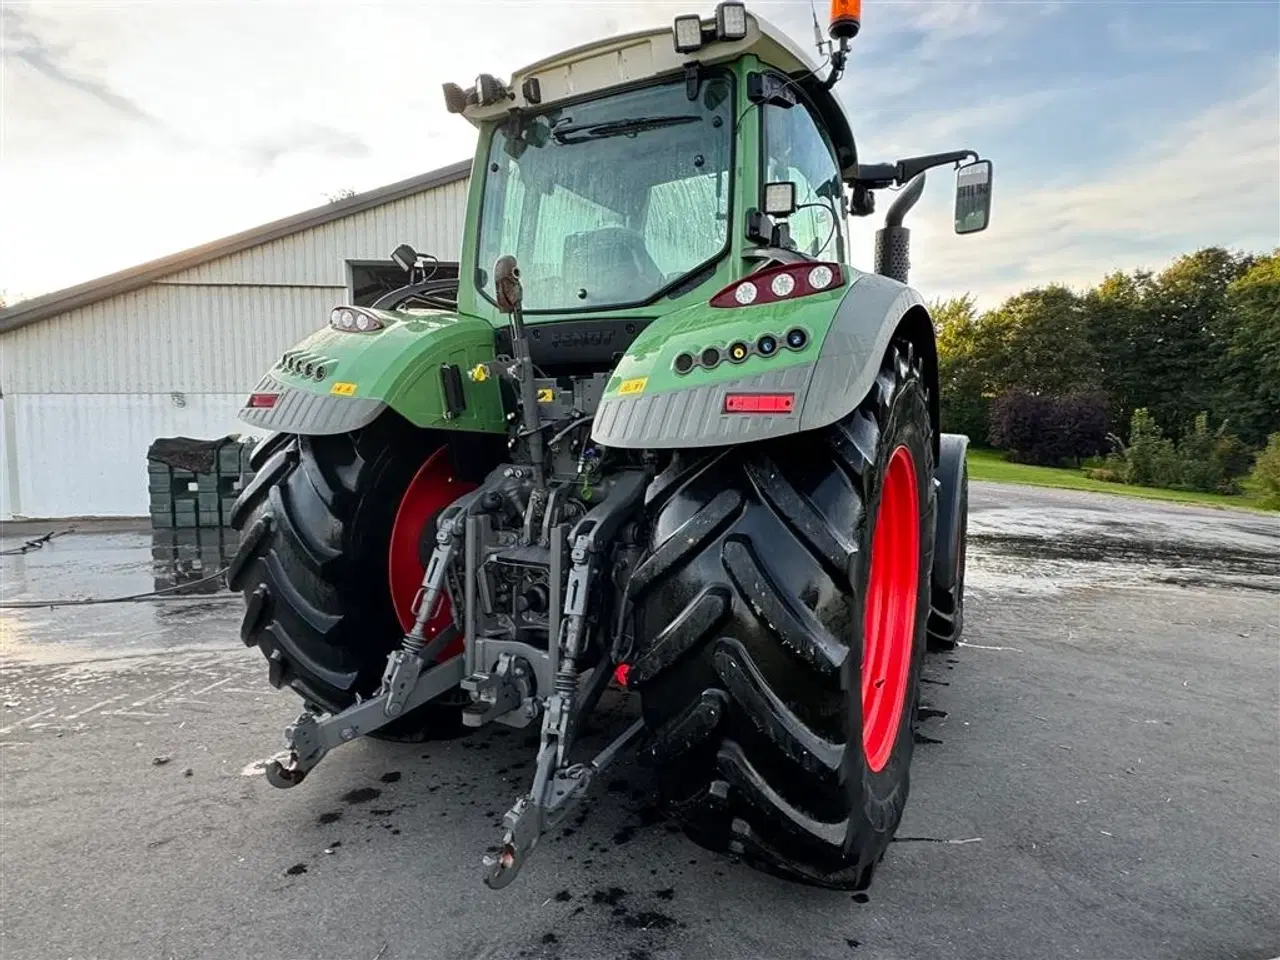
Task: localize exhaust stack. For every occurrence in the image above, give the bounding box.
[873,172,926,284]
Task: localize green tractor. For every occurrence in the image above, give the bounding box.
[229,1,991,891]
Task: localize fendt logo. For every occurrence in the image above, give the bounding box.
[549,329,615,348]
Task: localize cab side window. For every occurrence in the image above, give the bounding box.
[763,97,843,258]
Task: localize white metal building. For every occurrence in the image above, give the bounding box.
[0,160,472,520]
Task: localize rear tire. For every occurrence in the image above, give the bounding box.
[629,343,936,888]
[227,417,470,741]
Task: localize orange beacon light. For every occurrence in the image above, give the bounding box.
[830,0,861,40]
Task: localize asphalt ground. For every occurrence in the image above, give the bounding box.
[1,482,1277,960]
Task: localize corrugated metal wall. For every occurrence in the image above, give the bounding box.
[165,179,470,286]
[0,178,471,394]
[1,285,335,394]
[0,176,471,517]
[3,393,253,518]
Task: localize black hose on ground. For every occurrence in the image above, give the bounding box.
[0,567,232,609]
[0,531,63,556]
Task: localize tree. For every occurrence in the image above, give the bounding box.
[1083,268,1156,432]
[978,285,1099,396]
[932,294,990,440]
[1251,434,1280,509]
[988,387,1109,466]
[1219,251,1280,446]
[933,246,1271,455]
[326,188,358,203]
[1138,247,1253,433]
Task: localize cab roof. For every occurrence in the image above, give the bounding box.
[463,10,858,175]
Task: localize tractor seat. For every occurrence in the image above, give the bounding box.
[561,226,662,303]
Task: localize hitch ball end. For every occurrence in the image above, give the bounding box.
[264,756,307,789]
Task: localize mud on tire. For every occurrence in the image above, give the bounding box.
[629,342,936,888]
[226,417,465,740]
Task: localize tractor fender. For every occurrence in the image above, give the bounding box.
[237,308,507,437]
[591,269,929,450]
[932,432,970,595]
[798,270,926,432]
[239,371,388,436]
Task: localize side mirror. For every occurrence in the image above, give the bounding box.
[390,243,419,275]
[954,160,993,235]
[493,255,523,315]
[763,181,797,218]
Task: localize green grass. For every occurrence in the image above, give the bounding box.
[965,448,1275,512]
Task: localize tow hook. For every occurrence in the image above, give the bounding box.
[483,717,645,888]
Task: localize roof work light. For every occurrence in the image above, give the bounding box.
[829,0,861,39]
[673,15,703,53]
[715,2,748,41]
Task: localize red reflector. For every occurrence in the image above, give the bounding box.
[247,393,279,409]
[724,392,795,414]
[613,663,631,688]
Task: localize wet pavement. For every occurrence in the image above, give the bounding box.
[1,483,1278,960]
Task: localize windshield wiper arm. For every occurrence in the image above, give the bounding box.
[552,115,701,144]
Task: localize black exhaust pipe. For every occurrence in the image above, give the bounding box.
[873,172,927,284]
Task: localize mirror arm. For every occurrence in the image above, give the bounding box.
[895,150,978,184]
[852,151,979,190]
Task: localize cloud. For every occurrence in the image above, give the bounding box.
[243,123,372,170]
[879,70,1280,307]
[860,87,1062,159]
[899,1,1008,62]
[1,0,1275,309]
[1106,16,1213,56]
[835,0,1065,126]
[0,7,172,136]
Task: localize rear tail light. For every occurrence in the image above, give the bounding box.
[724,392,795,414]
[247,393,279,409]
[330,307,384,333]
[711,261,843,308]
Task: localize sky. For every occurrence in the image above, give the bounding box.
[1,0,1278,309]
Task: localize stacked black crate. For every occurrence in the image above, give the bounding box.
[148,463,201,529]
[147,437,257,530]
[220,441,256,525]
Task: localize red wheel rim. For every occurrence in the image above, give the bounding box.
[387,448,475,659]
[861,444,920,773]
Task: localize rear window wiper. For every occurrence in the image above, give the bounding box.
[551,115,701,144]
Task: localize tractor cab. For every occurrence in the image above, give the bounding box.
[442,4,991,335]
[446,7,863,335]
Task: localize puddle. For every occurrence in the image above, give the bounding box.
[968,530,1280,596]
[0,528,242,663]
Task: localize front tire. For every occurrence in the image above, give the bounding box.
[629,343,936,888]
[227,417,472,739]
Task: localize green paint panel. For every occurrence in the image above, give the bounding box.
[604,285,846,396]
[270,308,506,433]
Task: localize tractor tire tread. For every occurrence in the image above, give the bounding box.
[228,420,455,733]
[631,342,936,888]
